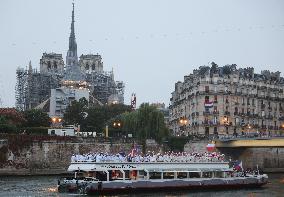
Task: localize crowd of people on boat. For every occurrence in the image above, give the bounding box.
[71,151,226,163]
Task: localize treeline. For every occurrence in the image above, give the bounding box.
[63,98,169,143]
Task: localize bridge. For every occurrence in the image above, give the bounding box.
[213,137,284,148]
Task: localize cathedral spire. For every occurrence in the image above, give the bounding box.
[68,2,77,57]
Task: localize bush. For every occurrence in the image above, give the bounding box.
[0,124,17,133]
[21,127,49,135]
[167,136,190,152]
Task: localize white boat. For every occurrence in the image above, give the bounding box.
[58,155,268,195]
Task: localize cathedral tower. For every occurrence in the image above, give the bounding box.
[66,3,78,67]
[64,3,85,82]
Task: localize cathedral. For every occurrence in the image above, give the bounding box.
[15,3,124,115]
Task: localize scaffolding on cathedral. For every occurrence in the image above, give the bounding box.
[15,3,124,112]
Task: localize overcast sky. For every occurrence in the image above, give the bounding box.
[0,0,284,107]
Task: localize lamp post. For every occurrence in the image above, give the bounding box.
[223,116,229,136]
[51,117,63,128]
[112,120,122,137]
[247,124,252,137]
[178,117,188,136]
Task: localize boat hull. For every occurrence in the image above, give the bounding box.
[59,175,268,195]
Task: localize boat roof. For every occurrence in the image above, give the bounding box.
[67,162,230,172]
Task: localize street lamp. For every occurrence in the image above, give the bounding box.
[223,116,229,135]
[51,117,63,127]
[111,120,123,137]
[280,124,284,136]
[178,117,188,136]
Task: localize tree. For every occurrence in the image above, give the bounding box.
[81,104,132,134]
[22,109,50,127]
[64,97,88,125]
[120,103,169,148]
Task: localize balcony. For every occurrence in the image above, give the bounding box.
[235,102,239,105]
[203,111,212,115]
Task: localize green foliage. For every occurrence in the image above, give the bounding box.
[21,127,49,135]
[0,124,17,133]
[120,103,169,144]
[22,109,50,127]
[64,97,89,125]
[167,136,189,152]
[0,115,7,124]
[65,102,132,134]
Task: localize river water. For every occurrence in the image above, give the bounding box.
[0,173,283,197]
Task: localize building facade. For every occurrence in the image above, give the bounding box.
[15,3,124,112]
[169,63,284,137]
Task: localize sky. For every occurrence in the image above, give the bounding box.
[0,0,284,107]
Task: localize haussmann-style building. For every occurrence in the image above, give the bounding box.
[169,62,284,137]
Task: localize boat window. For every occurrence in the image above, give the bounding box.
[189,172,200,178]
[214,171,224,178]
[163,172,174,179]
[203,171,213,178]
[149,172,161,179]
[177,172,187,179]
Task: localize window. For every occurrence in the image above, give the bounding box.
[205,96,209,103]
[214,95,218,102]
[205,86,209,93]
[86,63,90,70]
[92,64,96,70]
[54,61,57,70]
[214,127,218,134]
[47,61,51,70]
[234,107,238,113]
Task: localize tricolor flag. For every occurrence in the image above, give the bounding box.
[206,143,215,152]
[204,101,213,108]
[234,161,243,171]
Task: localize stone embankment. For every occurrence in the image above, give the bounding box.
[0,134,159,176]
[1,134,283,175]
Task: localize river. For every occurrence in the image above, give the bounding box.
[0,173,283,197]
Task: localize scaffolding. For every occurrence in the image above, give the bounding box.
[15,67,124,110]
[15,66,63,111]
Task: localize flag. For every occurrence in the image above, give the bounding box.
[206,144,215,152]
[234,161,243,171]
[129,143,138,157]
[204,101,213,108]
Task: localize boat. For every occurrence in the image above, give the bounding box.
[57,152,268,195]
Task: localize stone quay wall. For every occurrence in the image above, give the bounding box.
[0,135,144,176]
